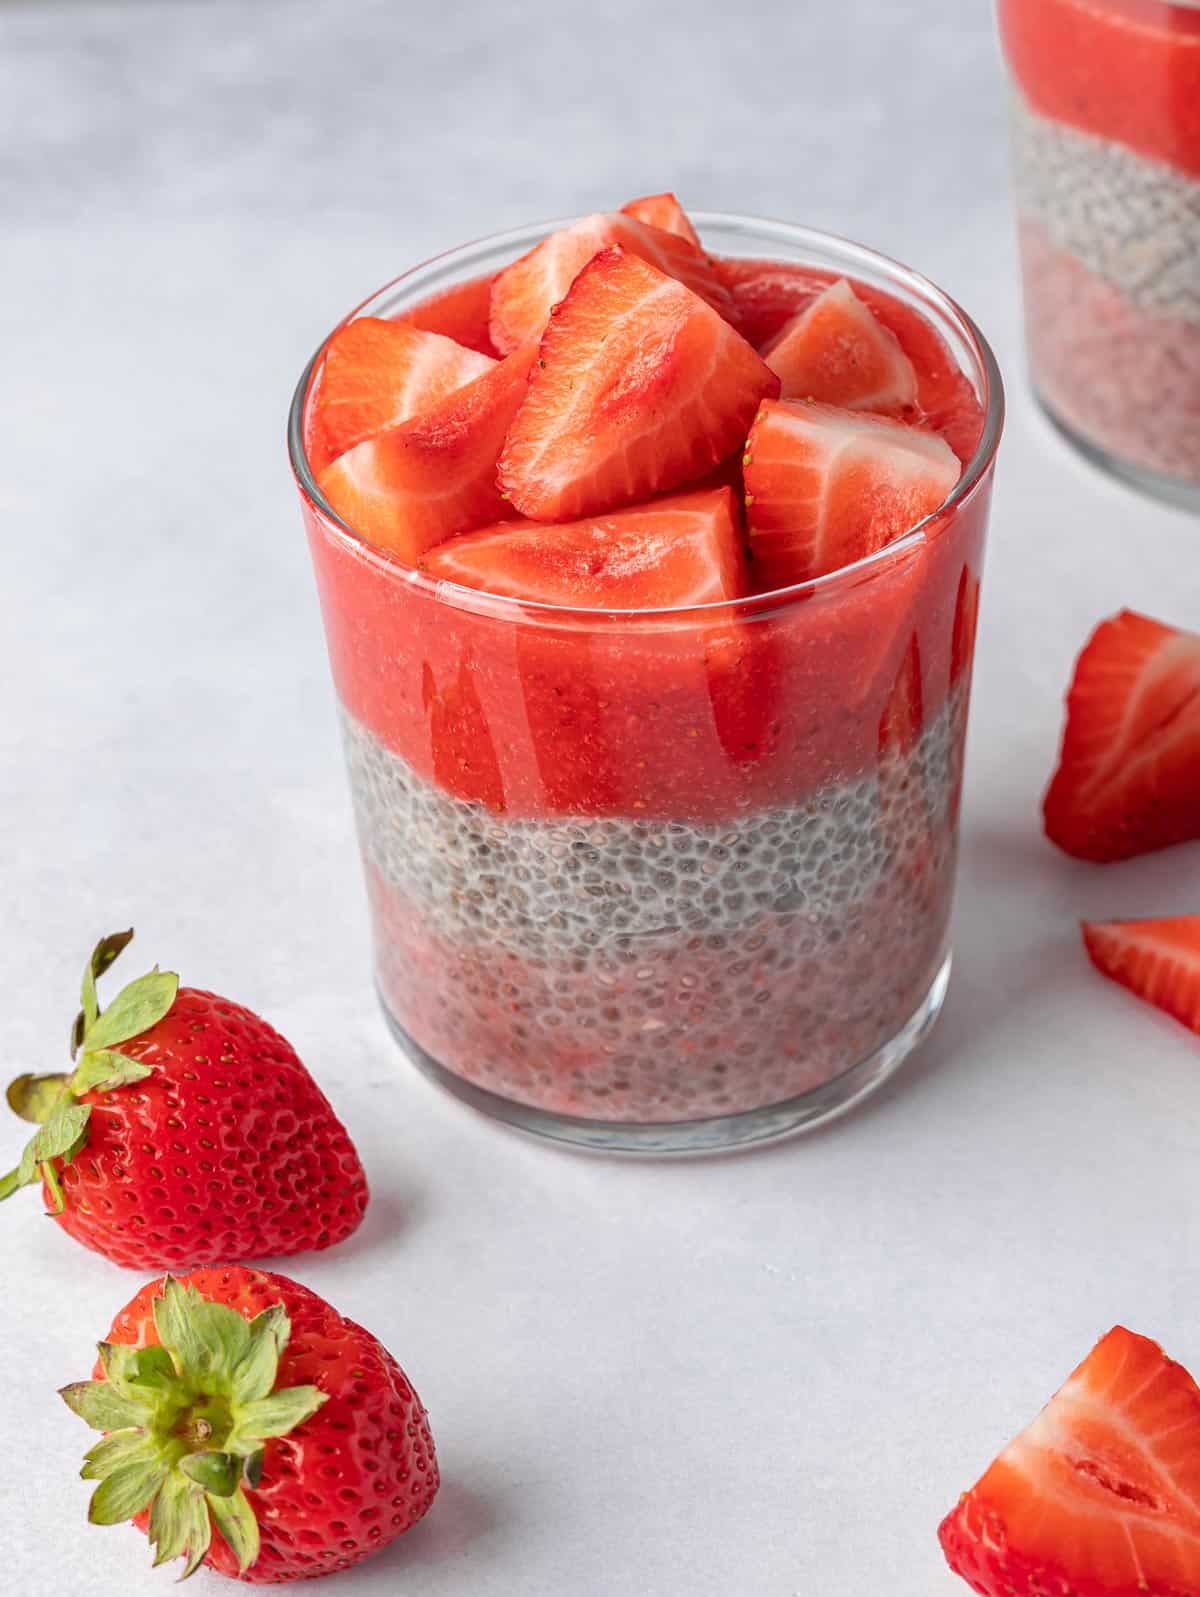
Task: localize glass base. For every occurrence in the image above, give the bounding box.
[1033,389,1200,515]
[378,952,952,1156]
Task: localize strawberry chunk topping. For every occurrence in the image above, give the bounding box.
[939,1326,1200,1597]
[310,318,495,469]
[1083,917,1200,1036]
[488,212,731,355]
[498,248,778,523]
[422,487,745,609]
[743,399,960,589]
[395,270,498,355]
[316,339,535,564]
[1043,610,1200,862]
[762,278,918,412]
[620,191,703,248]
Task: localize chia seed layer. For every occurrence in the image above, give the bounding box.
[1011,91,1200,323]
[344,695,965,1123]
[1009,92,1200,485]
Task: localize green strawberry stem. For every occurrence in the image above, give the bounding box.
[0,930,179,1213]
[61,1277,326,1578]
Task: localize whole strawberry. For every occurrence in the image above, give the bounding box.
[0,931,368,1268]
[61,1269,438,1581]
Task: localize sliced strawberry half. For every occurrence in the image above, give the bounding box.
[743,399,960,589]
[1082,917,1200,1036]
[488,212,731,355]
[310,318,495,468]
[762,278,918,412]
[397,271,498,355]
[620,191,702,248]
[939,1325,1200,1597]
[1043,610,1200,863]
[316,339,535,564]
[498,248,778,522]
[421,486,745,609]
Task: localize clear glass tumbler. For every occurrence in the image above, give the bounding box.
[288,216,1003,1153]
[999,0,1200,507]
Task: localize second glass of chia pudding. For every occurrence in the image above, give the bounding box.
[1000,0,1200,506]
[289,205,1003,1152]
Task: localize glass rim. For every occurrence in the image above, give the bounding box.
[287,211,1005,625]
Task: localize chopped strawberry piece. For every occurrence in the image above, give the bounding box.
[716,257,986,462]
[1043,610,1200,862]
[1082,917,1200,1035]
[421,487,745,609]
[488,212,731,355]
[396,271,498,355]
[762,278,918,412]
[316,339,536,564]
[620,191,702,249]
[310,318,495,467]
[498,248,778,522]
[743,399,960,589]
[939,1326,1200,1597]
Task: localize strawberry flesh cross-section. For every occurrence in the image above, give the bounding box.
[421,487,746,608]
[497,247,779,522]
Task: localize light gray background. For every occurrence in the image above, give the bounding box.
[3,2,1198,1593]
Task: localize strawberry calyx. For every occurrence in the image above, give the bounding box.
[0,929,178,1213]
[60,1276,327,1579]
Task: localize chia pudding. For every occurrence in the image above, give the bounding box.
[290,209,1000,1148]
[999,0,1200,497]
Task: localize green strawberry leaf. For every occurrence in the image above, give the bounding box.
[78,929,135,1034]
[153,1278,253,1386]
[15,1101,91,1187]
[87,1460,168,1525]
[207,1486,260,1574]
[6,1072,70,1125]
[179,1451,239,1497]
[81,1429,159,1481]
[230,1306,289,1405]
[83,967,178,1053]
[71,1050,153,1096]
[233,1385,327,1441]
[178,1491,213,1580]
[59,1380,151,1432]
[147,1471,194,1569]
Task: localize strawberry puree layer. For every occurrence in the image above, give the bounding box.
[998,0,1200,178]
[1019,219,1200,481]
[305,498,985,823]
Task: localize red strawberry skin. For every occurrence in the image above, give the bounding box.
[106,1268,438,1584]
[1082,917,1200,1035]
[49,990,368,1269]
[1043,610,1200,862]
[498,247,778,522]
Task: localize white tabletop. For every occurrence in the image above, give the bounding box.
[4,2,1199,1592]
